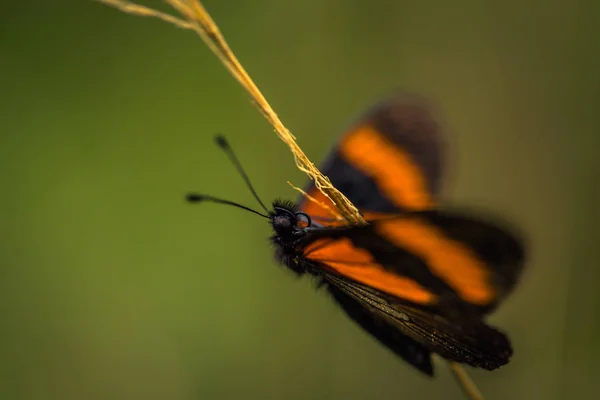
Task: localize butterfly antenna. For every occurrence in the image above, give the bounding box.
[214,134,270,213]
[186,193,269,218]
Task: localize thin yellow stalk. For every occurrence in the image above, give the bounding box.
[95,0,364,224]
[450,362,485,400]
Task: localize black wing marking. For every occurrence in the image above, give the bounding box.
[322,272,513,372]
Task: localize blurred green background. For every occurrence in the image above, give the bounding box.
[1,1,599,399]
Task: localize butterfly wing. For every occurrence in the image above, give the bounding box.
[323,272,513,374]
[299,92,444,222]
[301,210,525,374]
[305,210,526,316]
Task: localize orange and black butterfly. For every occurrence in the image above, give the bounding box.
[186,93,526,376]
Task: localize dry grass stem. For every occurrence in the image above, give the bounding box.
[450,362,485,400]
[287,181,344,221]
[95,0,365,224]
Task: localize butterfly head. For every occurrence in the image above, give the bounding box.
[270,200,312,241]
[186,135,312,247]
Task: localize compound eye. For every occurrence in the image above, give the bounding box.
[295,212,312,228]
[273,215,292,231]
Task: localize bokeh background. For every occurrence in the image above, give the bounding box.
[2,1,599,399]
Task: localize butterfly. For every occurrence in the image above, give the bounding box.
[186,92,526,376]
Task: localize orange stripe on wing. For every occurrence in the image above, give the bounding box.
[300,188,347,227]
[339,124,434,211]
[376,218,495,305]
[306,238,437,305]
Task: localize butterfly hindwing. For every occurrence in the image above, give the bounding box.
[323,272,513,372]
[325,276,435,375]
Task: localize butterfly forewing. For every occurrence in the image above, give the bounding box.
[304,210,525,317]
[299,92,445,221]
